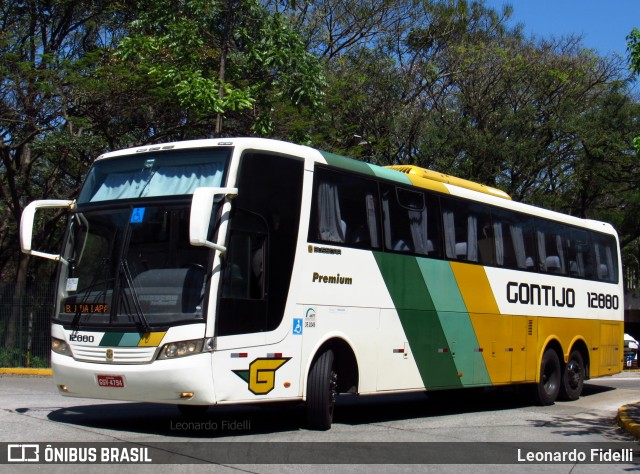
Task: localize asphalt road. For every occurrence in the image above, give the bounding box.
[1,372,639,472]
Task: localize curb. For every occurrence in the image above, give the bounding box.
[617,404,640,440]
[0,368,52,376]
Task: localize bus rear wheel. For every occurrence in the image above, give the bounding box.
[559,350,584,401]
[534,348,561,405]
[306,349,337,430]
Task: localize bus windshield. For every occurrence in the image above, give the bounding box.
[56,204,212,328]
[77,148,229,204]
[55,146,231,329]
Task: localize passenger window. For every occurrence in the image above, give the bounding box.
[442,199,491,264]
[380,185,441,257]
[310,168,381,249]
[535,220,568,274]
[490,209,536,270]
[593,233,618,283]
[565,228,593,278]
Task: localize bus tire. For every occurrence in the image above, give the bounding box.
[534,348,561,405]
[306,349,337,430]
[559,350,584,401]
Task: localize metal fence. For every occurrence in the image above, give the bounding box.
[0,282,55,368]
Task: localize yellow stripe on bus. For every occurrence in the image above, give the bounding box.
[138,331,167,347]
[404,174,451,194]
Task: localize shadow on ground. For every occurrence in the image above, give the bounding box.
[11,381,620,439]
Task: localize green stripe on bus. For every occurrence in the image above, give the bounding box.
[370,166,412,183]
[99,332,125,346]
[119,332,143,346]
[417,259,491,386]
[374,252,462,389]
[319,151,411,184]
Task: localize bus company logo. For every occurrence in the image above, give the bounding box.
[233,357,291,395]
[105,349,114,361]
[308,245,342,255]
[8,444,39,462]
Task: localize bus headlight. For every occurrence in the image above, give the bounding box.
[52,337,73,357]
[157,338,214,360]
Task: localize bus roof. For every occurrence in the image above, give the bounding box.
[95,137,618,238]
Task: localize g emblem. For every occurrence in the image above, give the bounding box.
[233,358,290,395]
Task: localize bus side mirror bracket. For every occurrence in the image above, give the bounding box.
[21,199,75,262]
[190,187,238,253]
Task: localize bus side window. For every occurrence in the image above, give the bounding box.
[593,234,618,282]
[491,209,536,271]
[566,228,591,278]
[381,185,439,256]
[442,199,491,264]
[316,181,346,243]
[535,221,568,275]
[311,167,381,249]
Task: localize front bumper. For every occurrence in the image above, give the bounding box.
[51,351,216,405]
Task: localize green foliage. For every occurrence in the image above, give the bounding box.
[115,0,324,135]
[0,348,48,369]
[628,28,640,156]
[300,0,640,269]
[628,28,640,75]
[1,0,640,292]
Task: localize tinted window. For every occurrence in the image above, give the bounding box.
[442,198,492,264]
[218,152,303,336]
[490,208,537,271]
[380,185,442,257]
[309,167,381,249]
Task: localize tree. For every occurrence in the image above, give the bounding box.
[299,0,514,164]
[0,0,128,350]
[627,27,640,154]
[0,0,325,355]
[116,0,325,137]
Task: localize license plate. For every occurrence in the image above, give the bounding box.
[96,374,125,388]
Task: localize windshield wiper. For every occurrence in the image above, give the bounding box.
[119,260,151,333]
[70,258,111,330]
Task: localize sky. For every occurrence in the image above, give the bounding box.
[482,0,639,60]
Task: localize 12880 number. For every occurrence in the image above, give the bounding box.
[587,292,619,310]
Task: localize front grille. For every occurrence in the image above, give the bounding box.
[71,345,157,364]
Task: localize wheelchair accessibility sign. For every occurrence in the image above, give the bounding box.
[292,318,303,335]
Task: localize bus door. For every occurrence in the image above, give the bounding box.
[212,152,305,402]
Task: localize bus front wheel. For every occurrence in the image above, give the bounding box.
[534,348,561,405]
[306,349,337,430]
[559,350,584,401]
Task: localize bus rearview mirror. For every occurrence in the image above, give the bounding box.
[20,199,75,261]
[189,187,238,253]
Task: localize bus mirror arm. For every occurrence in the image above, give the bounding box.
[20,199,75,262]
[190,187,238,253]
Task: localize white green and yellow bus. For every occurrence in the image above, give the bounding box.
[20,138,623,430]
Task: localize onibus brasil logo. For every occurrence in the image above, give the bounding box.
[233,357,290,395]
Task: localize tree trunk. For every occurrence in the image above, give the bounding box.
[215,1,235,136]
[5,252,30,351]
